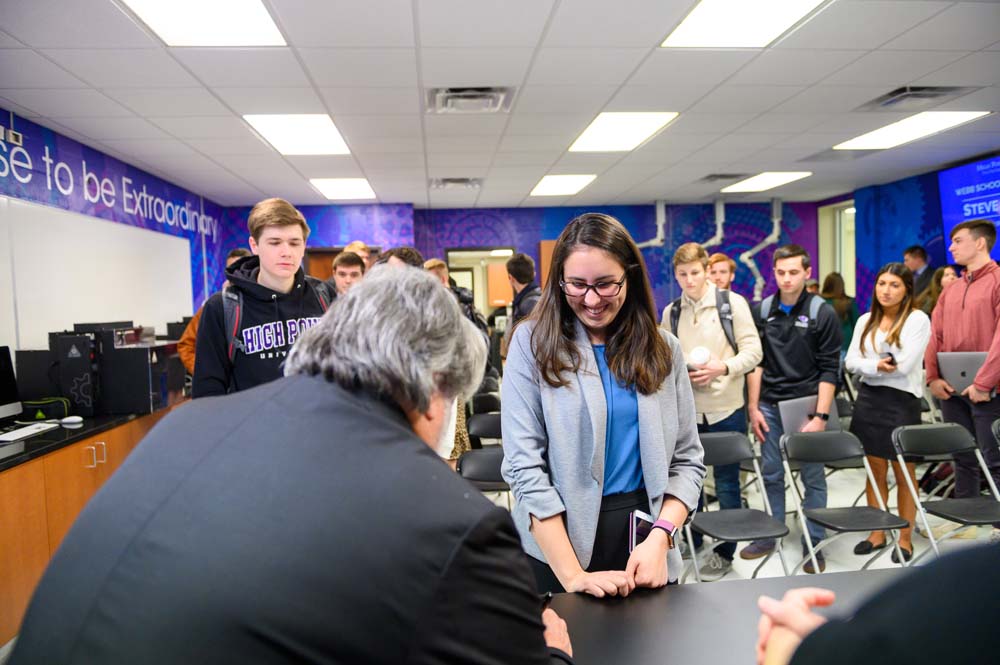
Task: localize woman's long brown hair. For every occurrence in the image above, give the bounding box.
[528,213,671,395]
[820,272,852,320]
[859,262,915,355]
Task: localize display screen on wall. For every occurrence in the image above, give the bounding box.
[939,154,1000,257]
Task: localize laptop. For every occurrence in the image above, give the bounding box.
[778,394,841,434]
[937,352,988,394]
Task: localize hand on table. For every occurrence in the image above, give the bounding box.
[563,570,634,598]
[542,608,573,656]
[755,587,835,665]
[625,529,669,588]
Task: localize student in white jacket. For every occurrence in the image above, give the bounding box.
[845,262,930,562]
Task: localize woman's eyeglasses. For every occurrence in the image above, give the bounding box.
[559,274,627,298]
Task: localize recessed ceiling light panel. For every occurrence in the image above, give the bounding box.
[720,172,812,193]
[310,178,376,200]
[122,0,285,46]
[529,175,597,197]
[569,112,679,152]
[244,114,350,155]
[833,112,991,150]
[662,0,826,48]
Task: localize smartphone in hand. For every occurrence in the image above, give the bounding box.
[628,509,656,552]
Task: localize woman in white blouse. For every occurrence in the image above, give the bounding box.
[845,262,931,562]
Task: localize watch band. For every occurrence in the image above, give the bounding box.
[809,412,830,421]
[652,519,678,549]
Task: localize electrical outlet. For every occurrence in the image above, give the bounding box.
[6,129,23,146]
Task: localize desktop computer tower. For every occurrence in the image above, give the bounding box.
[48,333,99,417]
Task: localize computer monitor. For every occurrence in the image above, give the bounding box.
[0,346,23,421]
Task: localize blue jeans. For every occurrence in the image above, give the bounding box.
[758,402,827,547]
[693,409,746,560]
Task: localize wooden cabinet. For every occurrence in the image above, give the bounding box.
[42,435,104,555]
[0,459,50,644]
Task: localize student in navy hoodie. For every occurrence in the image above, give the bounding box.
[193,198,330,398]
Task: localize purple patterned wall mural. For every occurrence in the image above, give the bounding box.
[216,203,414,297]
[416,202,818,313]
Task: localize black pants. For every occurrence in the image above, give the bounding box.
[939,395,1000,527]
[529,489,651,594]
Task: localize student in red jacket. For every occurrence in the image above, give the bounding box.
[925,219,1000,539]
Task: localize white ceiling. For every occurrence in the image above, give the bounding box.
[1,0,999,208]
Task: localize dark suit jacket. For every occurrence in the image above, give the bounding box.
[914,266,934,297]
[792,544,1000,665]
[12,375,570,665]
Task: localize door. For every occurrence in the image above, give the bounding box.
[0,459,50,643]
[43,437,103,554]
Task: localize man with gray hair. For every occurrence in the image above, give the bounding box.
[10,266,574,665]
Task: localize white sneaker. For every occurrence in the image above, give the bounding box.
[931,523,978,540]
[698,552,733,581]
[989,528,1000,545]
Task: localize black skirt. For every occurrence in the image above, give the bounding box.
[849,383,922,460]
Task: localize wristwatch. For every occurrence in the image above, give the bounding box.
[809,412,830,421]
[652,519,679,549]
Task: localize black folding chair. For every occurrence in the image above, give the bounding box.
[471,392,501,414]
[893,423,1000,564]
[782,431,909,574]
[457,446,510,509]
[477,376,500,394]
[467,412,501,450]
[683,432,790,582]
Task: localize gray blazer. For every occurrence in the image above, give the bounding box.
[501,319,705,580]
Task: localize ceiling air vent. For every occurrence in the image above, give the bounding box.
[856,86,982,113]
[429,177,483,190]
[426,87,514,114]
[699,173,750,182]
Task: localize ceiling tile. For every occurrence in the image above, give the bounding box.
[418,0,555,47]
[915,52,1000,87]
[629,50,760,87]
[426,153,493,168]
[425,135,500,153]
[333,114,422,139]
[46,116,169,140]
[544,0,691,48]
[423,115,508,136]
[285,155,364,177]
[183,136,276,156]
[665,113,757,134]
[930,86,1000,112]
[356,153,426,169]
[490,152,560,167]
[0,31,25,48]
[0,0,155,48]
[103,87,230,116]
[0,88,132,117]
[504,113,592,137]
[527,48,649,86]
[0,50,85,88]
[211,152,290,172]
[737,113,837,134]
[605,85,712,112]
[214,87,326,114]
[809,111,912,135]
[428,190,480,207]
[515,85,618,114]
[171,48,311,87]
[149,116,252,139]
[727,50,866,86]
[883,2,1000,51]
[776,1,951,50]
[427,164,489,178]
[98,138,201,159]
[821,50,967,86]
[0,96,42,118]
[421,48,533,87]
[343,136,425,153]
[550,153,623,174]
[269,0,414,47]
[298,48,417,87]
[497,134,574,152]
[42,49,197,87]
[772,85,899,113]
[487,165,552,181]
[319,87,421,115]
[689,86,805,113]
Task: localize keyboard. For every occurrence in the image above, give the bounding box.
[0,422,59,443]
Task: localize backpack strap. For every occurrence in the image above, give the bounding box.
[760,294,775,321]
[222,285,244,363]
[669,297,682,336]
[304,275,333,312]
[715,289,739,354]
[807,293,823,322]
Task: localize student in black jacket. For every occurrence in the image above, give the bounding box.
[192,198,330,398]
[10,266,573,665]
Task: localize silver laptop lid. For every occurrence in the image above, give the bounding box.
[937,352,988,394]
[777,394,841,434]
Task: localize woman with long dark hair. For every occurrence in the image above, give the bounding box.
[914,264,960,314]
[820,272,860,356]
[501,213,705,595]
[845,263,930,562]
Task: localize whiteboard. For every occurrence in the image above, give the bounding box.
[1,197,193,350]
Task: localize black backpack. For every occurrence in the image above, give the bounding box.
[669,289,739,354]
[222,276,333,362]
[758,293,824,328]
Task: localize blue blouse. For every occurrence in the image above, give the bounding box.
[593,345,644,495]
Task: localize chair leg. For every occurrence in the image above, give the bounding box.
[897,453,939,559]
[784,460,820,575]
[684,524,701,583]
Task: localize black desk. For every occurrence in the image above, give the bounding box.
[550,569,905,665]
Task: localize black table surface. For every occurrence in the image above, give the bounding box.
[0,414,139,473]
[549,568,905,665]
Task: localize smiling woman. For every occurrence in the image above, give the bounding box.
[500,212,705,596]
